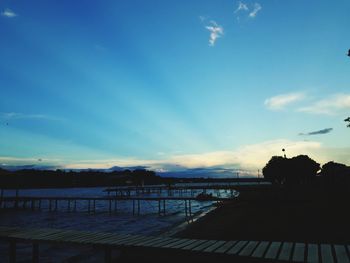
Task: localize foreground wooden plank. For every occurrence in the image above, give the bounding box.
[135,236,163,246]
[8,228,56,240]
[144,237,173,247]
[25,230,66,242]
[334,245,350,263]
[44,231,83,243]
[157,238,182,248]
[125,236,152,246]
[307,243,318,263]
[192,240,217,252]
[203,240,226,253]
[162,238,191,248]
[79,233,119,244]
[239,241,258,257]
[214,241,237,254]
[149,237,173,247]
[110,235,142,245]
[171,239,198,249]
[226,240,248,255]
[112,235,144,245]
[29,230,74,242]
[251,241,269,258]
[181,239,208,250]
[278,242,293,261]
[151,238,179,248]
[89,234,127,245]
[67,232,112,243]
[320,244,334,263]
[292,243,305,262]
[264,241,281,260]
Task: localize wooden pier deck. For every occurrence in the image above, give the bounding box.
[0,196,233,216]
[104,183,271,196]
[0,226,349,263]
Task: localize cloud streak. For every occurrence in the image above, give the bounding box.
[235,1,249,13]
[264,92,305,110]
[234,1,262,20]
[1,8,17,18]
[298,94,350,115]
[299,128,333,136]
[205,21,224,46]
[0,112,64,121]
[249,3,262,18]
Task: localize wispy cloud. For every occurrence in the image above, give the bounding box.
[299,128,333,136]
[298,94,350,115]
[205,21,224,46]
[234,1,261,21]
[235,1,249,13]
[264,92,305,110]
[1,8,17,18]
[249,3,262,18]
[0,112,64,121]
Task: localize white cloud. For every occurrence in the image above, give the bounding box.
[298,94,350,115]
[0,112,63,121]
[205,21,224,46]
[235,1,249,13]
[264,92,305,110]
[232,139,322,169]
[249,3,262,18]
[1,8,17,18]
[234,2,262,21]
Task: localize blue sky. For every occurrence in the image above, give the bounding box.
[1,0,350,175]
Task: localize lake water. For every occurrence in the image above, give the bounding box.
[0,185,238,262]
[0,186,237,235]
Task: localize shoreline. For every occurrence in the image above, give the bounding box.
[175,187,350,244]
[161,204,218,237]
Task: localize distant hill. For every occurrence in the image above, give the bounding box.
[157,167,256,178]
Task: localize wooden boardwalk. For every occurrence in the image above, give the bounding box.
[0,226,349,263]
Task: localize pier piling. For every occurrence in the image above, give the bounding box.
[32,243,39,263]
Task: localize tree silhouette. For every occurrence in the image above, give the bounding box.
[263,155,320,185]
[345,117,350,127]
[262,156,288,184]
[321,161,350,183]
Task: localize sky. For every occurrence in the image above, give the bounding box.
[0,0,350,176]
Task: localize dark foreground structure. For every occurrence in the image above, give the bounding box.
[0,226,348,263]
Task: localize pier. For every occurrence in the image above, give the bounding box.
[104,183,271,197]
[0,196,233,217]
[0,226,348,263]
